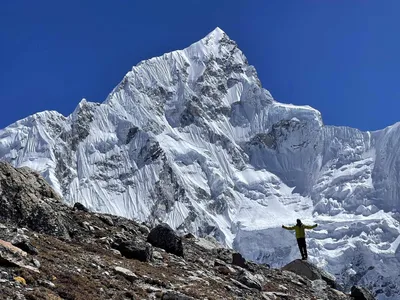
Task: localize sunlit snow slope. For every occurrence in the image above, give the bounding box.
[1,28,400,298]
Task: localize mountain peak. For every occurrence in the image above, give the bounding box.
[198,26,234,50]
[203,27,226,41]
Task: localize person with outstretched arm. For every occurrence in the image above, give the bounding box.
[282,219,317,260]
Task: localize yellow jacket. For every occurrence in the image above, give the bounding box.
[282,224,317,238]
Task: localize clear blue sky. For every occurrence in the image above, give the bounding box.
[1,0,400,131]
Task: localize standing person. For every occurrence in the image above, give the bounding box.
[282,219,317,260]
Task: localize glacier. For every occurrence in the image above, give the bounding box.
[1,27,400,298]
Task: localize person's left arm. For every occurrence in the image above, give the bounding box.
[304,224,318,229]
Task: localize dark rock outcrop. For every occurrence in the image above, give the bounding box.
[232,252,246,268]
[147,223,184,257]
[73,202,89,212]
[112,239,153,262]
[351,286,375,300]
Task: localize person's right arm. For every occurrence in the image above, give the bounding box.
[282,225,295,230]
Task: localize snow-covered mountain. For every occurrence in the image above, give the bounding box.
[1,27,399,298]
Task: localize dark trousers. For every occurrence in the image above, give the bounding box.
[297,237,307,259]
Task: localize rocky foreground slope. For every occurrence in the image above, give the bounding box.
[0,162,374,299]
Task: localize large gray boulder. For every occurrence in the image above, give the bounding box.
[147,223,184,257]
[282,259,336,288]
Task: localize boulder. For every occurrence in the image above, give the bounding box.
[147,223,184,257]
[110,249,121,256]
[12,237,38,255]
[114,266,138,282]
[0,239,26,266]
[80,221,94,231]
[120,224,139,235]
[212,248,232,263]
[230,278,252,290]
[351,286,375,300]
[112,239,153,262]
[282,259,336,288]
[99,215,114,226]
[73,202,89,212]
[232,252,246,268]
[32,258,41,268]
[184,233,196,239]
[11,234,30,245]
[214,258,227,267]
[195,237,220,251]
[216,265,235,275]
[138,224,150,235]
[0,239,39,273]
[38,279,56,289]
[237,270,262,290]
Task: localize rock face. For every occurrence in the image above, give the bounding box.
[282,259,337,288]
[0,162,70,238]
[0,162,357,299]
[147,223,184,257]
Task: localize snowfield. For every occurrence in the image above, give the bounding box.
[1,27,400,298]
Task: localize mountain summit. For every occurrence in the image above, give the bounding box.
[0,28,399,298]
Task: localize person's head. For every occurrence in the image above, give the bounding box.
[296,219,302,226]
